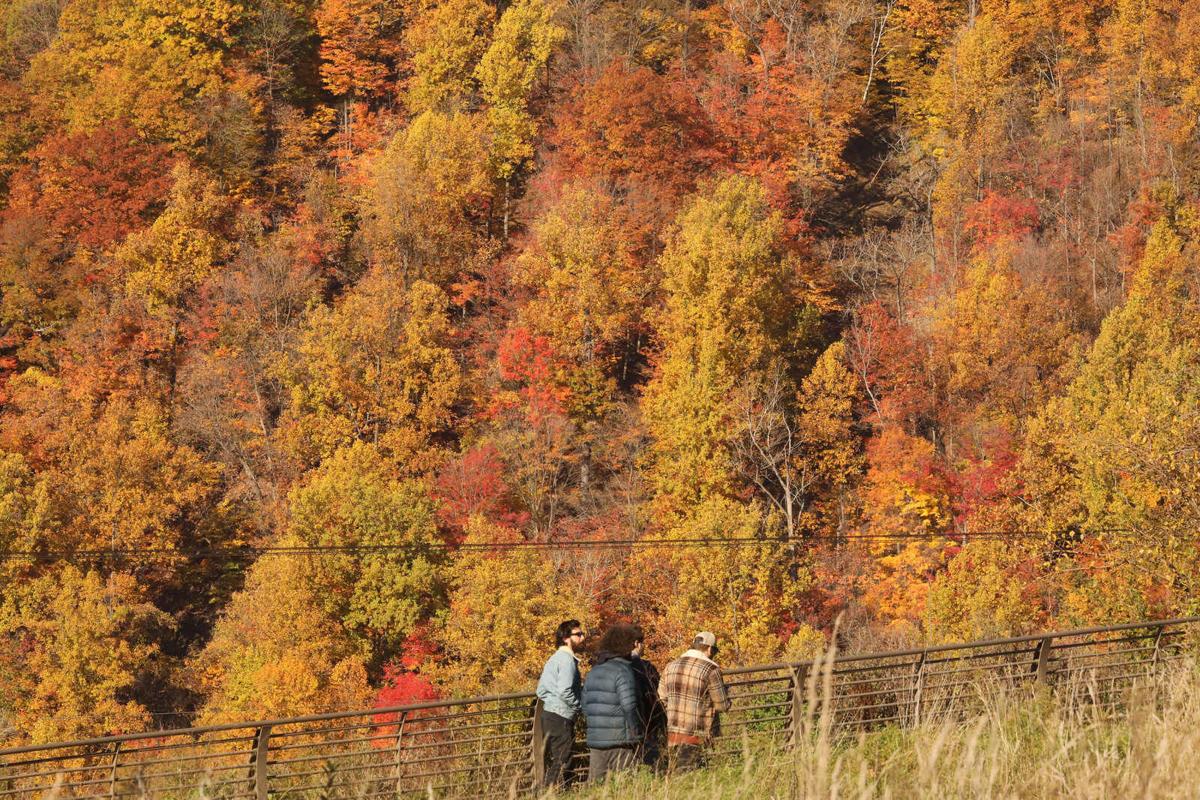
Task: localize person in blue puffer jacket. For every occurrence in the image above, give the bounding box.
[582,624,644,783]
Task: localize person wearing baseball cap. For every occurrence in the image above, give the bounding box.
[656,631,731,772]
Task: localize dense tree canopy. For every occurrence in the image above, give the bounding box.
[0,0,1198,741]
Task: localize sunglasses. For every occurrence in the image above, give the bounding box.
[570,631,586,638]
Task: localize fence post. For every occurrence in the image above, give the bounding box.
[391,711,409,791]
[1033,636,1056,684]
[530,699,546,788]
[911,651,927,726]
[788,664,809,746]
[108,741,121,800]
[248,724,271,800]
[1150,625,1166,675]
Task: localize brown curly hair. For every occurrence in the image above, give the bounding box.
[597,623,640,657]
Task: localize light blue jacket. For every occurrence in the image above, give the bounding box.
[536,646,582,720]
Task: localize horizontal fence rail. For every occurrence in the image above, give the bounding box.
[2,616,1196,798]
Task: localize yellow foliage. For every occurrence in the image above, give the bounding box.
[278,275,463,472]
[191,550,370,724]
[0,375,224,571]
[514,185,644,418]
[929,252,1079,431]
[24,0,245,148]
[120,164,229,320]
[0,566,169,744]
[626,497,808,667]
[1016,214,1200,618]
[405,0,494,114]
[781,623,828,663]
[861,538,948,627]
[643,175,810,512]
[287,441,444,654]
[923,541,1043,642]
[863,428,950,539]
[432,517,587,696]
[362,109,491,286]
[920,12,1022,237]
[474,0,565,181]
[793,340,864,535]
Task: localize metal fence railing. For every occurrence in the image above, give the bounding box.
[1,616,1196,798]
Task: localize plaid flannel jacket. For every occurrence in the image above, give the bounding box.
[656,651,732,741]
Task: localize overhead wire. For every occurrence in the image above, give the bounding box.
[0,527,1147,564]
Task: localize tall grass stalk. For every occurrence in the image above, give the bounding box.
[576,657,1200,799]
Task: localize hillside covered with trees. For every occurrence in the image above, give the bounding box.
[0,0,1197,745]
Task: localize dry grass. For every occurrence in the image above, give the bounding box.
[35,654,1199,798]
[573,659,1200,800]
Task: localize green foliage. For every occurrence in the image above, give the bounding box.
[288,441,445,657]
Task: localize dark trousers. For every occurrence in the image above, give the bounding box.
[667,743,706,773]
[541,711,575,788]
[588,745,637,783]
[641,724,666,771]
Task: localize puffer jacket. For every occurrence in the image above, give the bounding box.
[582,652,642,749]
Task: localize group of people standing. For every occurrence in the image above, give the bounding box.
[535,619,731,789]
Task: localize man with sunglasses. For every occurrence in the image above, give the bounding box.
[537,619,586,788]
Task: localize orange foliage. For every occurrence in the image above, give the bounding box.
[0,0,1199,738]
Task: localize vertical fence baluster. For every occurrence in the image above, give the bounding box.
[1033,635,1056,684]
[788,664,809,746]
[248,725,271,800]
[911,652,927,727]
[108,741,121,800]
[391,710,409,793]
[1150,625,1166,676]
[530,700,545,788]
[5,618,1200,798]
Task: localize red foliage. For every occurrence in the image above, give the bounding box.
[552,64,724,205]
[371,657,442,740]
[694,20,852,234]
[434,443,527,532]
[949,429,1018,525]
[493,326,570,424]
[964,190,1039,250]
[397,624,441,672]
[4,121,174,253]
[538,64,728,256]
[1109,186,1169,272]
[844,302,932,430]
[377,668,440,707]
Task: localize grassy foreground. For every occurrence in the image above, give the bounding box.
[573,661,1200,799]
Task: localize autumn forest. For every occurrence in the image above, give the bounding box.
[0,0,1197,746]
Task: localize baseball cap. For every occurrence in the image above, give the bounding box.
[694,631,717,648]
